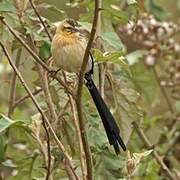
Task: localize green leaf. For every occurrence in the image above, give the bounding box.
[127,0,137,5]
[0,0,16,13]
[88,113,100,127]
[0,113,24,133]
[39,41,51,60]
[102,32,125,51]
[94,49,124,63]
[88,127,107,150]
[37,3,65,15]
[105,66,142,143]
[94,150,125,179]
[126,50,146,65]
[147,0,169,20]
[133,149,153,161]
[131,63,157,105]
[0,135,8,162]
[2,159,17,168]
[94,49,130,75]
[106,6,129,23]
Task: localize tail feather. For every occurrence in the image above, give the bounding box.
[113,141,120,155]
[85,73,126,154]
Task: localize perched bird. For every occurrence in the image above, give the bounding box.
[51,19,92,73]
[51,18,126,154]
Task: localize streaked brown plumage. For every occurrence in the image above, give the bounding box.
[51,19,92,73]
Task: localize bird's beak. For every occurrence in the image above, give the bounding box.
[72,27,80,32]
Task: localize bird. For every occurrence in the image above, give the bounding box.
[51,18,126,154]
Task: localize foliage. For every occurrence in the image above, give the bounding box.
[0,0,180,179]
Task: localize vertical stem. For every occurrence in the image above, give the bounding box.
[70,96,87,180]
[8,48,22,117]
[96,0,105,98]
[0,41,79,179]
[153,67,174,113]
[42,117,52,180]
[76,1,100,179]
[20,33,52,180]
[132,121,176,180]
[29,0,52,41]
[62,72,86,180]
[98,64,105,98]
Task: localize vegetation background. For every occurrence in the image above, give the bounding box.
[0,0,179,179]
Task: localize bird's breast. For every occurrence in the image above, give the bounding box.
[51,34,91,73]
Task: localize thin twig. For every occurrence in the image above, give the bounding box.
[165,132,180,156]
[96,0,105,98]
[39,65,58,123]
[0,17,49,70]
[57,99,70,119]
[29,0,52,41]
[61,117,76,155]
[76,1,100,179]
[0,42,79,180]
[63,72,86,180]
[13,88,43,108]
[19,15,70,178]
[98,64,105,98]
[35,59,53,180]
[132,121,176,180]
[25,24,58,124]
[24,30,53,180]
[37,65,59,180]
[105,71,118,112]
[64,158,77,180]
[168,117,180,139]
[8,48,22,117]
[42,117,51,180]
[153,67,178,152]
[31,125,51,180]
[70,96,87,180]
[0,16,75,98]
[153,67,174,113]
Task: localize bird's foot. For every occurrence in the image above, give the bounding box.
[48,68,61,79]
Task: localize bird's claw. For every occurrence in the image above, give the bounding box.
[48,68,61,78]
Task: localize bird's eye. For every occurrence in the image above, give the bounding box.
[64,27,73,32]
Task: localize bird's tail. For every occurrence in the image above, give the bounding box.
[85,73,126,154]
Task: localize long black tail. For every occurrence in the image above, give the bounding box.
[85,73,126,154]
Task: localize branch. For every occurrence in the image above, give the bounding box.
[29,0,52,41]
[0,16,75,98]
[0,42,79,180]
[64,158,77,180]
[30,118,51,180]
[8,48,22,117]
[42,69,59,123]
[63,72,86,180]
[0,17,49,70]
[165,131,180,156]
[70,96,87,180]
[35,60,53,179]
[153,67,174,113]
[76,1,100,179]
[96,0,105,98]
[23,28,54,179]
[57,99,70,119]
[13,88,43,108]
[132,121,176,180]
[42,117,51,180]
[98,64,105,98]
[36,66,59,180]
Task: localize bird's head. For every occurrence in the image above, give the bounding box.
[56,18,80,37]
